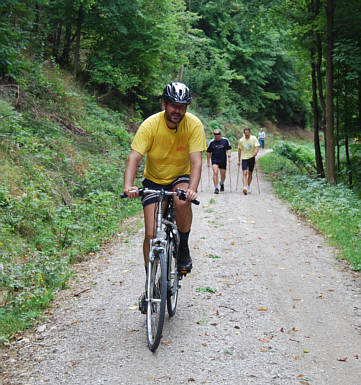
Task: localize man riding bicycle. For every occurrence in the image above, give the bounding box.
[123,82,206,312]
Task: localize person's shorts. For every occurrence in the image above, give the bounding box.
[141,175,190,207]
[212,160,227,170]
[242,157,255,172]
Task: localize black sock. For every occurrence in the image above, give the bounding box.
[179,231,190,250]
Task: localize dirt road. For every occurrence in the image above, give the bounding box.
[2,152,361,385]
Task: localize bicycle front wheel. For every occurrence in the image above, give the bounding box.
[167,235,179,317]
[147,251,167,352]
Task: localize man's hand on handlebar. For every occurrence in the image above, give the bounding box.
[185,188,198,202]
[124,186,139,198]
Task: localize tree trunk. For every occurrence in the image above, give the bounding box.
[336,75,340,171]
[73,5,83,78]
[316,33,326,130]
[62,22,72,66]
[344,78,353,188]
[325,0,336,184]
[178,65,184,82]
[311,46,325,178]
[53,24,62,61]
[359,77,361,134]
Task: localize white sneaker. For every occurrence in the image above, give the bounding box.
[242,186,247,195]
[247,186,251,194]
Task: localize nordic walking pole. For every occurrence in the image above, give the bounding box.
[255,162,260,195]
[236,163,240,192]
[200,169,203,192]
[207,165,210,191]
[228,159,232,192]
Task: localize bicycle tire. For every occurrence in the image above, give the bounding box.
[146,250,167,352]
[166,233,179,317]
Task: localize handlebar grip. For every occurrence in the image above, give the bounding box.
[178,191,200,205]
[121,189,144,198]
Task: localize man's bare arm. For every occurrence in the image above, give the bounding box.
[124,150,143,197]
[187,151,202,200]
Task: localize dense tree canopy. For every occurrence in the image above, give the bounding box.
[0,0,360,187]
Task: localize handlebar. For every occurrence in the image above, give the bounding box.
[121,187,200,205]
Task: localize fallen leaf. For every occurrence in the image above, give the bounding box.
[303,349,309,354]
[258,307,268,311]
[337,357,347,362]
[128,305,138,310]
[188,378,195,382]
[160,341,171,345]
[234,325,240,329]
[126,329,139,333]
[299,381,310,385]
[354,354,359,359]
[201,343,207,347]
[210,323,218,326]
[259,338,270,343]
[293,298,303,302]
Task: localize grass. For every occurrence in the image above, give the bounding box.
[196,286,218,293]
[258,150,361,271]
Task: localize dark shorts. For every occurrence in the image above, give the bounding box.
[242,157,255,172]
[141,175,190,207]
[212,160,227,170]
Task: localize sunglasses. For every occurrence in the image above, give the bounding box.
[214,133,221,135]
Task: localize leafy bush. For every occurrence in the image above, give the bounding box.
[274,141,317,175]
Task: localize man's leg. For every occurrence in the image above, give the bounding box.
[242,169,248,195]
[173,181,193,272]
[220,168,226,190]
[247,157,255,192]
[143,203,157,268]
[138,202,157,313]
[212,164,220,193]
[248,171,253,186]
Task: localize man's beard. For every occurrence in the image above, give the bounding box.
[165,111,185,125]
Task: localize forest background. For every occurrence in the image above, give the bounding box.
[0,0,360,342]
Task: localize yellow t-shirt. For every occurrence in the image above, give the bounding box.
[238,135,260,160]
[131,111,206,184]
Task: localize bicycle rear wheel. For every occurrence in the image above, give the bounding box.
[167,234,179,317]
[146,251,167,352]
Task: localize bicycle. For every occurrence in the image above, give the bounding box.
[122,187,199,351]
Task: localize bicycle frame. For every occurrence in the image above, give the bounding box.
[121,187,198,351]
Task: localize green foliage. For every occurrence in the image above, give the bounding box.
[0,66,141,341]
[274,141,317,175]
[196,286,217,293]
[259,152,361,271]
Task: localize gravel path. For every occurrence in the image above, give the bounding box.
[2,151,361,385]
